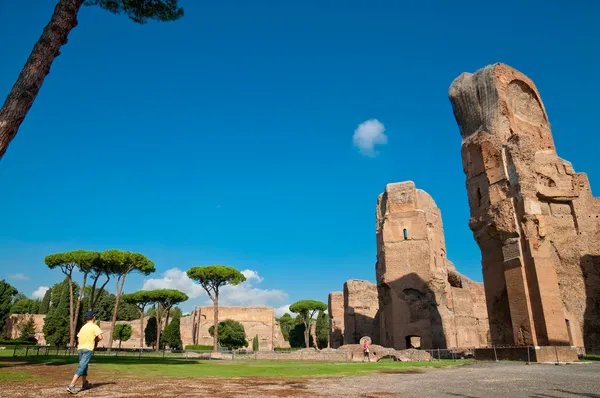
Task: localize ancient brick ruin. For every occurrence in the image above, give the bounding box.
[180,306,289,351]
[376,182,490,350]
[343,280,380,345]
[449,63,600,351]
[328,291,344,348]
[6,306,289,351]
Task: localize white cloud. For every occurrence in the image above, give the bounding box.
[352,119,387,157]
[32,286,50,300]
[275,304,292,317]
[142,268,288,308]
[9,273,30,281]
[241,269,263,283]
[142,268,206,298]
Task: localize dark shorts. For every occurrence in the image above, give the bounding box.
[75,349,93,377]
[364,351,369,357]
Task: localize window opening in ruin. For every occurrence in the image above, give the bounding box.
[405,335,421,349]
[403,229,408,240]
[476,187,482,206]
[565,319,574,346]
[448,272,463,288]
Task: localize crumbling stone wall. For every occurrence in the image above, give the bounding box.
[376,181,490,350]
[6,307,290,351]
[343,280,380,345]
[5,314,47,345]
[328,291,344,348]
[179,306,290,351]
[449,63,600,350]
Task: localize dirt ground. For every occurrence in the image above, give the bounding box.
[1,361,599,397]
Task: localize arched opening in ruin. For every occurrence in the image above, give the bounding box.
[403,229,408,240]
[565,319,573,346]
[448,271,463,288]
[405,335,421,349]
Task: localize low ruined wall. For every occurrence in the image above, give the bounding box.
[5,314,47,345]
[473,346,579,362]
[180,306,290,351]
[6,306,290,351]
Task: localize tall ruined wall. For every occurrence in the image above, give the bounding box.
[376,181,490,350]
[343,280,380,345]
[449,63,600,350]
[328,291,345,348]
[5,314,47,345]
[6,306,290,351]
[180,306,290,351]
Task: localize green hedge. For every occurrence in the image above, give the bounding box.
[274,347,301,352]
[0,339,38,346]
[184,345,214,351]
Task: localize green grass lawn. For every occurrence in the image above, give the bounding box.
[583,354,600,361]
[0,355,472,379]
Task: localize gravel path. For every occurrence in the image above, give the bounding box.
[305,361,600,397]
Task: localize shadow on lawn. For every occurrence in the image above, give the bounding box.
[0,356,206,368]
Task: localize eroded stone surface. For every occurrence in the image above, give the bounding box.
[5,314,47,345]
[449,63,600,350]
[337,344,431,362]
[376,181,490,350]
[328,291,344,348]
[343,280,380,345]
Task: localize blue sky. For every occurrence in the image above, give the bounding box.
[1,0,599,314]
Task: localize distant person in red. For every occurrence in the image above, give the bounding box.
[363,341,370,362]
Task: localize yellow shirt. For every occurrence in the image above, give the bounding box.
[77,322,102,351]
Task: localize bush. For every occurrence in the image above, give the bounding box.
[184,345,214,351]
[274,347,301,352]
[0,339,38,346]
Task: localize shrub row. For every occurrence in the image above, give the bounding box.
[184,345,214,351]
[274,347,301,352]
[0,339,38,346]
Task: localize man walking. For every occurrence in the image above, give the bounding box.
[67,311,103,394]
[363,341,370,362]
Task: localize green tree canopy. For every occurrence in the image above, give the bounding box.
[84,0,184,24]
[44,278,78,346]
[316,310,330,349]
[0,280,18,333]
[124,289,187,351]
[122,290,157,349]
[113,324,133,349]
[0,0,184,161]
[289,300,327,349]
[161,314,182,350]
[276,313,296,342]
[45,249,102,347]
[187,265,246,351]
[18,316,37,343]
[101,249,155,349]
[144,315,157,348]
[208,319,248,350]
[10,298,40,315]
[40,289,51,314]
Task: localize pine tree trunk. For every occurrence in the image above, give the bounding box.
[304,322,309,348]
[155,305,162,351]
[213,297,219,352]
[67,277,75,347]
[311,321,319,350]
[107,275,126,350]
[139,304,145,349]
[72,273,87,343]
[0,0,85,161]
